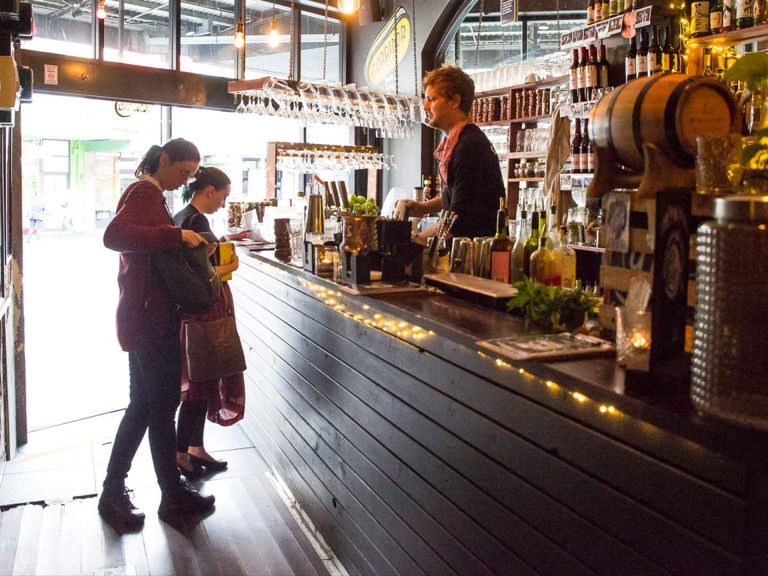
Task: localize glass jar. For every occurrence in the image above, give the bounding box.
[691,195,768,429]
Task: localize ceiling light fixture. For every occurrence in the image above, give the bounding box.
[337,0,359,15]
[96,0,106,19]
[268,4,279,48]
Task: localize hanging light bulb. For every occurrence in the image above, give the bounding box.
[96,0,106,19]
[234,20,245,48]
[268,17,280,48]
[337,0,360,15]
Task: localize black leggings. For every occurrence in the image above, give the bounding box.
[176,399,208,451]
[104,341,181,493]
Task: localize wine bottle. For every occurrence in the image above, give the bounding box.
[691,0,712,36]
[647,25,662,75]
[609,0,619,16]
[511,210,529,282]
[572,118,583,174]
[636,30,649,78]
[703,49,715,77]
[582,119,594,173]
[723,0,734,29]
[736,0,755,27]
[489,199,513,284]
[523,211,541,277]
[672,36,683,73]
[599,42,610,89]
[586,44,598,101]
[625,36,637,82]
[661,25,673,72]
[588,0,596,24]
[579,47,589,103]
[570,48,580,103]
[711,0,725,32]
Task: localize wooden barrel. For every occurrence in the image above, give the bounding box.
[590,74,739,172]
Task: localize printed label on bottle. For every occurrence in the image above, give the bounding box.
[599,67,609,88]
[625,56,636,78]
[724,0,733,25]
[576,67,584,89]
[649,53,659,72]
[710,10,723,28]
[636,54,647,75]
[585,64,597,88]
[661,53,671,70]
[691,1,711,32]
[736,0,751,18]
[586,151,594,172]
[572,152,582,172]
[570,68,578,90]
[490,252,511,284]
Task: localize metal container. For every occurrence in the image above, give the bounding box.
[691,195,768,429]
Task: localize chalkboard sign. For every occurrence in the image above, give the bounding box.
[501,0,517,24]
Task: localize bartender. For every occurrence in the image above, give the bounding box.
[398,65,505,240]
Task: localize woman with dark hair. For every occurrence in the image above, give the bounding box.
[172,166,249,478]
[99,138,216,532]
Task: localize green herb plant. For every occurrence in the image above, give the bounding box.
[506,277,600,333]
[724,53,768,171]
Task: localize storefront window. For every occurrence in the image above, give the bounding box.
[300,10,341,82]
[24,0,94,57]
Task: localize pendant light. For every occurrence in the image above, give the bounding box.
[233,20,245,48]
[268,3,279,48]
[337,0,360,15]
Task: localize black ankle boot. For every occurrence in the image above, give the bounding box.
[98,482,145,532]
[158,482,215,521]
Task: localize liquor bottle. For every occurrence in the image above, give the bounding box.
[594,0,603,21]
[586,44,598,101]
[661,25,673,72]
[489,199,513,284]
[691,0,712,36]
[723,0,734,29]
[570,48,580,103]
[625,36,637,82]
[703,49,715,77]
[582,119,594,173]
[711,0,725,32]
[736,0,754,27]
[754,0,765,25]
[572,118,583,174]
[648,25,662,74]
[672,36,683,73]
[587,0,596,24]
[547,205,560,249]
[511,210,529,282]
[598,42,610,89]
[601,0,611,19]
[579,47,589,103]
[609,0,619,16]
[523,211,541,277]
[530,237,558,286]
[555,226,577,289]
[636,30,649,78]
[624,0,633,11]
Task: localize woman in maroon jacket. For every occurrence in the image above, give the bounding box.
[98,138,216,532]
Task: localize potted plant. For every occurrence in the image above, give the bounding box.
[506,277,600,333]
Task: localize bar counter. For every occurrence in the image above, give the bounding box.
[230,247,768,576]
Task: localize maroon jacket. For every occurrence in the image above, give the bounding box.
[103,179,182,352]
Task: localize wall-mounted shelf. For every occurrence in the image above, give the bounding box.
[509,177,545,182]
[503,151,548,160]
[475,75,568,99]
[688,22,768,48]
[559,6,653,50]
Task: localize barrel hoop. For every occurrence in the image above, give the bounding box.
[632,75,665,161]
[605,81,630,154]
[664,76,699,169]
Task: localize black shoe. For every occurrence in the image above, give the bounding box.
[189,454,228,472]
[158,483,215,521]
[98,485,145,532]
[177,462,206,480]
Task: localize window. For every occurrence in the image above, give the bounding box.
[103,1,172,67]
[180,0,238,76]
[242,1,293,79]
[300,10,341,83]
[25,0,94,57]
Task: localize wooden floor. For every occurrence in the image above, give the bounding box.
[0,413,336,576]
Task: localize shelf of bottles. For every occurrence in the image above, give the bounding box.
[472,81,568,126]
[559,5,652,50]
[688,21,768,47]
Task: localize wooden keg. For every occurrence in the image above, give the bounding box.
[590,74,739,172]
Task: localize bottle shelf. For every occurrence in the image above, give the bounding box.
[475,75,569,99]
[478,114,552,127]
[502,151,549,160]
[509,177,546,182]
[688,22,768,47]
[559,5,653,49]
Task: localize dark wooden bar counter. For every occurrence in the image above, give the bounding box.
[231,248,768,576]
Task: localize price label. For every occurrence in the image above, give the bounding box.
[560,31,574,48]
[595,21,611,37]
[635,6,652,27]
[584,26,597,42]
[608,15,623,33]
[573,28,585,43]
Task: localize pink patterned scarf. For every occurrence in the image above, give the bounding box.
[434,119,470,190]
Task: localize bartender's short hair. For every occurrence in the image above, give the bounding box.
[423,65,475,115]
